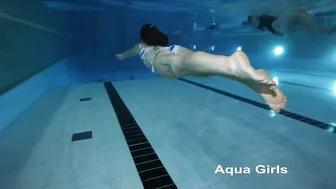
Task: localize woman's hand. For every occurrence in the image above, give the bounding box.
[116,54,125,60]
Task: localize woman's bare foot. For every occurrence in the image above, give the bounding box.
[230,51,276,86]
[245,69,287,112]
[229,51,286,112]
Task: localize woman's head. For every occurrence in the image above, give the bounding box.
[140,24,168,46]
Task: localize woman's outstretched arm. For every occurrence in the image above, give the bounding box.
[116,44,140,60]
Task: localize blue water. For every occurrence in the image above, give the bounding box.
[1,1,336,189]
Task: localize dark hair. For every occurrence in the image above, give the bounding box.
[140,24,168,46]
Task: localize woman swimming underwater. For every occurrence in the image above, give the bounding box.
[247,9,336,36]
[116,24,287,112]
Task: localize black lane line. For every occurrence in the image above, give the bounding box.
[104,82,178,189]
[270,70,336,79]
[179,79,336,134]
[268,70,333,91]
[280,81,330,92]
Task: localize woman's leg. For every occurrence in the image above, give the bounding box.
[175,46,212,77]
[154,50,287,112]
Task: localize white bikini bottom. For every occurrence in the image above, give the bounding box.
[150,45,179,72]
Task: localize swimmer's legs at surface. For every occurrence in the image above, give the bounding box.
[154,49,287,112]
[298,16,336,33]
[273,12,336,34]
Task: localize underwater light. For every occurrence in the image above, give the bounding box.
[269,110,276,117]
[327,122,336,133]
[333,83,336,93]
[193,45,196,50]
[211,45,215,51]
[272,77,279,86]
[237,46,242,51]
[274,46,284,56]
[327,125,335,133]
